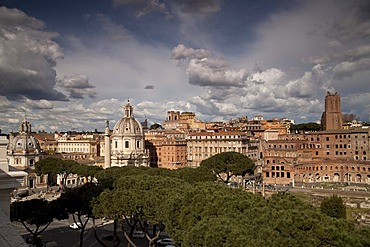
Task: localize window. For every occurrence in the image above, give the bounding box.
[137,141,140,148]
[272,166,275,170]
[266,172,270,178]
[115,141,118,148]
[287,172,291,178]
[125,141,129,148]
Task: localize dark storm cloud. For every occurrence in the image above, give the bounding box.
[0,7,68,101]
[111,0,221,18]
[144,85,155,89]
[174,0,222,14]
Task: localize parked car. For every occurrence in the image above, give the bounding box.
[133,230,145,238]
[156,238,175,246]
[69,222,82,229]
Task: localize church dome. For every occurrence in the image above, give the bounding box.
[9,135,40,153]
[8,118,41,154]
[113,102,143,135]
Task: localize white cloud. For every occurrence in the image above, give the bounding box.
[58,74,97,99]
[285,72,315,98]
[171,44,248,87]
[0,96,11,108]
[171,44,211,61]
[333,58,370,79]
[186,58,247,87]
[24,98,53,109]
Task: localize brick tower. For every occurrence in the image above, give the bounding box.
[321,92,343,130]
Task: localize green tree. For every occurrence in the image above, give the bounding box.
[58,182,105,247]
[149,123,163,129]
[200,152,255,184]
[93,174,187,247]
[72,164,103,183]
[290,122,321,132]
[35,157,80,190]
[10,199,68,245]
[342,113,359,123]
[172,166,216,184]
[320,194,346,219]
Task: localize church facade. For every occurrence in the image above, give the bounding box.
[104,101,149,168]
[7,117,46,188]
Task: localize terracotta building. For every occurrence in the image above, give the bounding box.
[162,111,206,131]
[261,92,370,185]
[261,134,302,185]
[145,129,186,169]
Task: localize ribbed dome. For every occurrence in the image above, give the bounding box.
[113,118,143,134]
[9,118,41,153]
[10,135,40,153]
[112,102,143,135]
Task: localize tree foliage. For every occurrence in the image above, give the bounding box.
[57,182,105,247]
[35,157,102,189]
[200,152,255,183]
[149,123,163,129]
[10,199,68,244]
[93,174,188,247]
[342,113,359,123]
[26,164,368,247]
[172,166,216,184]
[320,194,347,219]
[290,122,321,132]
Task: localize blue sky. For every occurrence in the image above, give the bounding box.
[0,0,369,132]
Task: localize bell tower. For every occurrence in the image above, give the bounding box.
[321,92,342,131]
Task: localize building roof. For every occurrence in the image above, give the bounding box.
[188,131,249,137]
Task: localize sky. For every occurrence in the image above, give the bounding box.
[0,0,369,133]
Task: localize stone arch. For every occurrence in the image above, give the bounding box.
[333,173,340,182]
[344,173,349,182]
[308,173,313,182]
[355,174,362,183]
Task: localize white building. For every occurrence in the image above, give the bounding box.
[7,118,43,169]
[186,131,260,167]
[104,101,149,168]
[7,118,46,188]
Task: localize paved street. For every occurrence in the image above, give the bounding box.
[12,217,162,247]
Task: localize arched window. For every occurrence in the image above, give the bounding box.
[125,141,129,148]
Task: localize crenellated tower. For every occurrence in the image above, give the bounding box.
[321,92,343,131]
